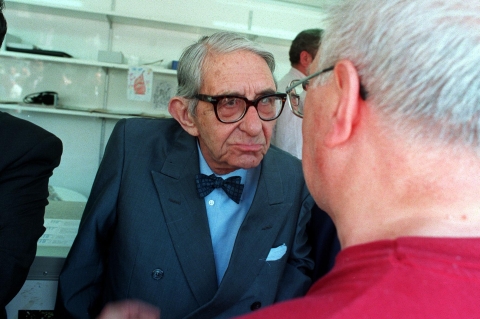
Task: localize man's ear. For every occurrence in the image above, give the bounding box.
[324,59,361,147]
[299,50,313,68]
[168,97,199,136]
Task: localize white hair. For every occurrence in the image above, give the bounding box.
[315,1,480,149]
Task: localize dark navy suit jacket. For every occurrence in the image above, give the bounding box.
[56,118,319,319]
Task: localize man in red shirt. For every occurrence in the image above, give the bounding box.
[238,0,480,318]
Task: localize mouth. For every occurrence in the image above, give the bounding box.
[234,143,264,152]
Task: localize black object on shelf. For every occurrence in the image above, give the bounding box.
[23,92,59,106]
[6,45,72,58]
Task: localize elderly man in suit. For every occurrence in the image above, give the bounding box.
[0,2,63,317]
[55,31,329,319]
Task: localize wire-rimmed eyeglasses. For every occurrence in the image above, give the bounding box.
[195,93,287,123]
[286,66,334,118]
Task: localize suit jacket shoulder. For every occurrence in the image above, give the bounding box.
[0,112,62,167]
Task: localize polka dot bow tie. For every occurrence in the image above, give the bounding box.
[195,174,244,204]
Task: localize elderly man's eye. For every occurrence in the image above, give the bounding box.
[221,97,241,107]
[259,97,273,105]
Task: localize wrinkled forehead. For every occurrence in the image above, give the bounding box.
[201,51,276,95]
[202,50,274,75]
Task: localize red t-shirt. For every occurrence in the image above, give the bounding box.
[237,237,480,318]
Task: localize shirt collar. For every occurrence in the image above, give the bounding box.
[197,142,248,183]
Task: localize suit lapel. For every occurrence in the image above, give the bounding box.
[219,151,291,297]
[186,151,292,318]
[151,130,218,307]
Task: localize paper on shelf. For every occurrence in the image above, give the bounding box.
[128,66,153,102]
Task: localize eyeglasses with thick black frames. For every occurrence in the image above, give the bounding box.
[286,66,334,118]
[286,65,368,118]
[195,93,287,123]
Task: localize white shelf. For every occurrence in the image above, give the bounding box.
[4,0,293,46]
[0,51,178,75]
[5,0,110,22]
[0,104,171,120]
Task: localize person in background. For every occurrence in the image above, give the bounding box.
[0,2,63,318]
[237,0,480,318]
[272,28,322,159]
[56,31,340,319]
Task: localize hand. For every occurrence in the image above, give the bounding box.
[96,300,160,319]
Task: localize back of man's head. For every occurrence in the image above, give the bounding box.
[0,0,6,46]
[289,29,322,66]
[315,0,480,151]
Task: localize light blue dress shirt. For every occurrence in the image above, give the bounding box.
[198,144,260,285]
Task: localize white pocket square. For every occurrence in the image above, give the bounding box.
[266,243,287,261]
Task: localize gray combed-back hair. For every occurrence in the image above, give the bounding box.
[315,1,480,150]
[176,31,276,115]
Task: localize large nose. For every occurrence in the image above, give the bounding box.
[239,105,263,136]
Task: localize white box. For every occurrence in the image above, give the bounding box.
[98,50,124,64]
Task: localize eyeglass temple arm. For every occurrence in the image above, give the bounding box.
[285,66,335,92]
